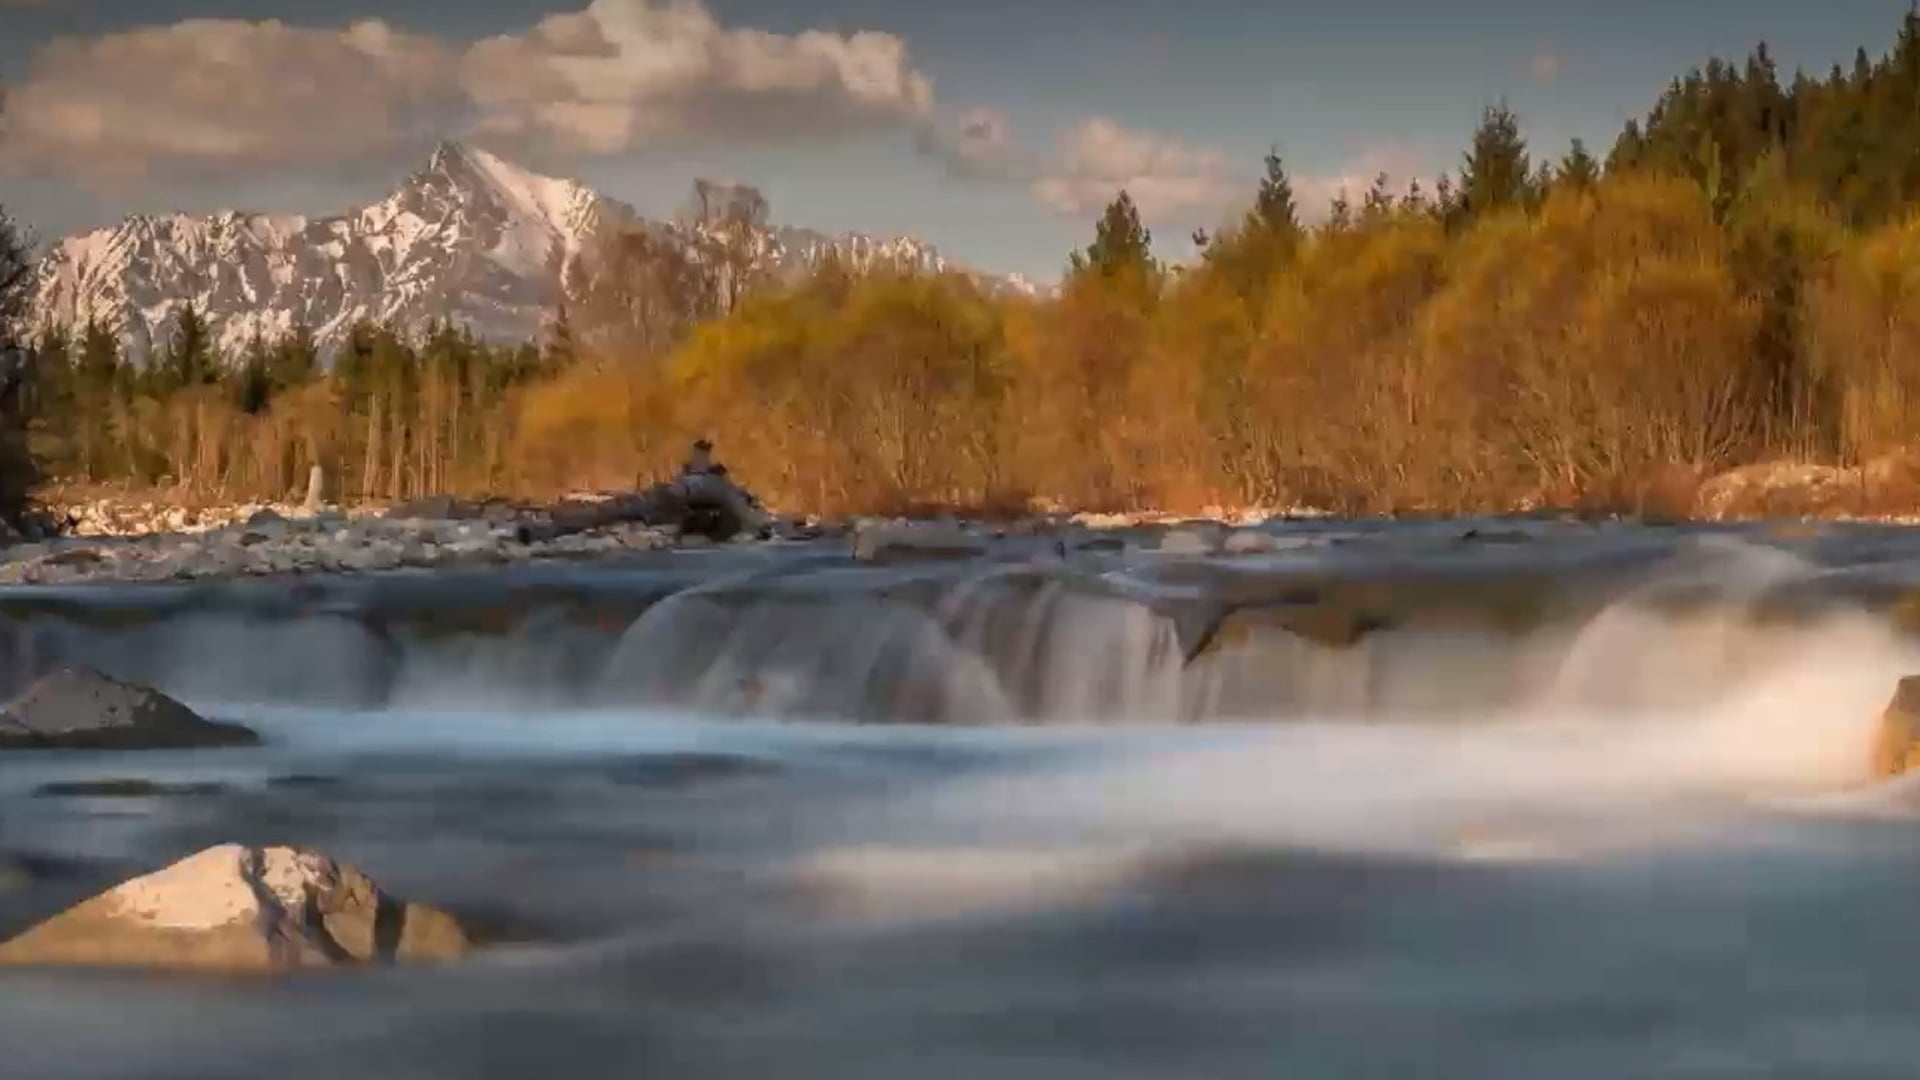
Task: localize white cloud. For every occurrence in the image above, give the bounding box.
[1028,118,1243,222]
[461,0,935,155]
[0,0,935,179]
[0,18,462,181]
[0,0,1391,233]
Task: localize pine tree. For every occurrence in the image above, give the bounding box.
[0,205,40,524]
[1611,120,1648,172]
[1458,102,1535,221]
[157,302,217,391]
[1558,140,1601,191]
[66,319,123,480]
[232,333,272,415]
[269,322,318,392]
[1252,148,1301,234]
[75,319,120,396]
[1070,191,1155,280]
[0,206,29,339]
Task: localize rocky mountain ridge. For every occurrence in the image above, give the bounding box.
[25,142,1037,360]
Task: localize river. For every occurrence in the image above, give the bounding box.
[4,517,1920,1078]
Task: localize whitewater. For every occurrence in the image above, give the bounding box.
[5,519,1920,1078]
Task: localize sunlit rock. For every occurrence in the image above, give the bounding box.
[0,667,258,750]
[1871,676,1920,779]
[0,845,469,973]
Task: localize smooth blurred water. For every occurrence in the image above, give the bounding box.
[7,521,1920,1077]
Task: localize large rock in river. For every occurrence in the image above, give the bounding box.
[0,667,259,750]
[1871,676,1920,780]
[0,844,470,972]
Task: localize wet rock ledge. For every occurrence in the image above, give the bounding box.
[0,667,259,750]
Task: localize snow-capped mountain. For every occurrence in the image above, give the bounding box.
[26,142,1030,360]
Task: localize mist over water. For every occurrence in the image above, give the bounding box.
[8,527,1920,1077]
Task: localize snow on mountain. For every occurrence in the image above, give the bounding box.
[26,141,1033,361]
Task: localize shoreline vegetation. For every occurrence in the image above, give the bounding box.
[17,18,1920,524]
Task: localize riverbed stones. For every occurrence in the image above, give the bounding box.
[0,844,470,972]
[0,667,259,750]
[1871,676,1920,779]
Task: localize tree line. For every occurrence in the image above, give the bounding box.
[12,13,1920,518]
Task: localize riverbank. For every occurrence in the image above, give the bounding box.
[9,451,1920,587]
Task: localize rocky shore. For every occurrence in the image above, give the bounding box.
[0,503,676,585]
[22,447,1920,589]
[0,486,1322,586]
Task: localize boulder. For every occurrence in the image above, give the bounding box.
[1871,676,1920,780]
[852,524,988,564]
[673,473,773,542]
[0,844,470,973]
[0,667,259,750]
[238,508,290,544]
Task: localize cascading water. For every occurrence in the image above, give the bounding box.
[2,532,1915,741]
[596,585,1017,723]
[11,525,1920,1079]
[934,568,1188,723]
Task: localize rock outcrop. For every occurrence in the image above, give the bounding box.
[1871,676,1920,779]
[0,667,259,750]
[0,844,469,972]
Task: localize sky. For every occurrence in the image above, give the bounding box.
[0,0,1915,281]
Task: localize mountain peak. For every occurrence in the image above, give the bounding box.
[416,141,596,233]
[426,139,470,172]
[422,139,507,194]
[26,143,1028,363]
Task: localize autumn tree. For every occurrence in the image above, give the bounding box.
[570,225,718,362]
[683,179,772,315]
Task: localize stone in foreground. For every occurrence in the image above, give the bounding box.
[1871,676,1920,780]
[0,667,259,750]
[0,844,470,972]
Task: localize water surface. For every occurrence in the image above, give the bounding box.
[5,520,1920,1078]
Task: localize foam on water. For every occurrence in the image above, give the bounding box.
[14,535,1920,1077]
